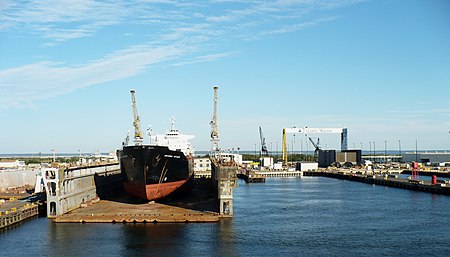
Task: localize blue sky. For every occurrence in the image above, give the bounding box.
[1,0,449,154]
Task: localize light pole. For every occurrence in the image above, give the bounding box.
[448,131,450,151]
[369,142,372,162]
[276,141,278,160]
[415,139,418,163]
[291,139,294,161]
[373,141,376,164]
[384,140,387,164]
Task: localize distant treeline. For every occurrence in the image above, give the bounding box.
[1,157,80,165]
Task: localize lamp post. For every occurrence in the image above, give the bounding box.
[373,141,376,164]
[384,140,387,164]
[369,142,372,162]
[276,141,278,160]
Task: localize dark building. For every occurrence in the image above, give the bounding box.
[318,150,336,168]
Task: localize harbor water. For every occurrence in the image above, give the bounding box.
[2,177,450,256]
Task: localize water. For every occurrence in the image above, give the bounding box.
[2,177,450,256]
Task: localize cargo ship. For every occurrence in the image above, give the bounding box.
[118,90,194,201]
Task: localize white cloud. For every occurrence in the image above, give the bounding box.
[0,44,185,109]
[0,0,365,109]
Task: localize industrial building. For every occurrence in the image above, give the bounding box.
[318,149,362,168]
[402,152,450,164]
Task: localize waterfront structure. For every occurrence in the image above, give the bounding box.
[209,86,238,216]
[402,152,450,164]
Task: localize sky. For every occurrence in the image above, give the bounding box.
[1,0,450,154]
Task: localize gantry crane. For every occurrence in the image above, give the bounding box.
[282,127,348,164]
[130,89,144,146]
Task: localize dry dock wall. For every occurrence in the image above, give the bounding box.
[46,163,121,218]
[0,169,40,190]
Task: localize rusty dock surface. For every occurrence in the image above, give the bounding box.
[54,199,220,223]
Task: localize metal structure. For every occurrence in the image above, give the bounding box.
[130,89,143,145]
[209,85,238,216]
[210,86,220,155]
[308,137,321,157]
[259,126,269,156]
[282,127,348,164]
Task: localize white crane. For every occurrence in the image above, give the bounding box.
[210,86,220,155]
[130,89,144,146]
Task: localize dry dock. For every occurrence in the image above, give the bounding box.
[54,198,219,223]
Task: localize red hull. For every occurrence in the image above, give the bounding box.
[124,179,189,201]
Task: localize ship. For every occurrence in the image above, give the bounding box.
[118,90,195,201]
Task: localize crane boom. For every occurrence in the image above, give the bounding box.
[210,86,220,154]
[259,126,269,156]
[130,89,143,145]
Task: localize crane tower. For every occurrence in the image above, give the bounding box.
[130,89,144,146]
[259,126,269,156]
[210,86,220,154]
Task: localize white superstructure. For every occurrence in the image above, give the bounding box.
[153,118,195,157]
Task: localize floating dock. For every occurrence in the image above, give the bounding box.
[304,170,450,195]
[54,198,219,223]
[44,163,225,223]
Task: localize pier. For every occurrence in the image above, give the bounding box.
[257,170,302,178]
[303,170,450,195]
[0,201,39,229]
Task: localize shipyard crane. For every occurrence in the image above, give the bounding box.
[210,86,220,154]
[308,137,321,157]
[282,127,348,164]
[130,89,144,145]
[259,126,269,156]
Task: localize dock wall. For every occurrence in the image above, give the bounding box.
[46,163,121,218]
[0,169,40,190]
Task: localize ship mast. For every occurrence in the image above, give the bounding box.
[210,86,220,154]
[130,89,144,145]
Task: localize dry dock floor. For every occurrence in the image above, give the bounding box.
[55,199,220,223]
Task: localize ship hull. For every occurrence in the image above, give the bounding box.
[118,145,193,201]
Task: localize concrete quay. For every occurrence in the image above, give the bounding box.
[304,170,450,195]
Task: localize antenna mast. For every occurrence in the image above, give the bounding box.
[210,86,220,154]
[130,89,143,145]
